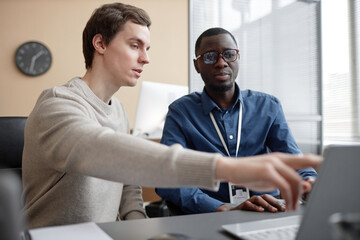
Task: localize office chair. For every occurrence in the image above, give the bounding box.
[0,116,27,240]
[0,171,24,240]
[0,116,27,180]
[165,201,186,216]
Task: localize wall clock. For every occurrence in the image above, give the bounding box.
[15,41,52,76]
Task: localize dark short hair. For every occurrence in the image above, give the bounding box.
[194,27,237,56]
[82,3,152,69]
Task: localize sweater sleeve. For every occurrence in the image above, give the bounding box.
[26,89,220,190]
[119,185,147,220]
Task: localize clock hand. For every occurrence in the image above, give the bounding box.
[34,50,45,59]
[29,50,45,74]
[29,59,36,74]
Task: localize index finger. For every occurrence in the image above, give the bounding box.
[271,153,323,170]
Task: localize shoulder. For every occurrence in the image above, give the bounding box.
[31,79,92,117]
[169,92,202,111]
[241,89,281,105]
[35,78,85,103]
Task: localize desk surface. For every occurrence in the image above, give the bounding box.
[98,208,302,240]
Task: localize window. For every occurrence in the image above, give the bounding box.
[322,0,360,144]
[189,0,322,153]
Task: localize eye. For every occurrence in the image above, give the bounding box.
[131,43,139,49]
[223,50,238,61]
[203,52,217,61]
[223,50,235,58]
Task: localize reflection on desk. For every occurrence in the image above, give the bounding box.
[98,207,303,240]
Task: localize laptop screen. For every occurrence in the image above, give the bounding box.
[132,81,188,139]
[296,144,360,239]
[222,144,360,240]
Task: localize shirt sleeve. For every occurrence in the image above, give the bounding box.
[160,105,189,147]
[158,106,224,213]
[156,187,224,214]
[267,98,317,179]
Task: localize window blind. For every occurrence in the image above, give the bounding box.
[322,0,360,144]
[189,0,322,153]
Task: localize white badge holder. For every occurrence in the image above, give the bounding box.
[229,183,250,205]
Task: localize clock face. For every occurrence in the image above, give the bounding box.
[15,41,52,76]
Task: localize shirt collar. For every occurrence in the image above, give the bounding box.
[201,82,243,115]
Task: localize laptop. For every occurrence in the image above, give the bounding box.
[132,81,188,139]
[222,144,360,240]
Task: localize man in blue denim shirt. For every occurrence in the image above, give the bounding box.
[156,27,317,214]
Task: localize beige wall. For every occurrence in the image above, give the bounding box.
[0,0,188,128]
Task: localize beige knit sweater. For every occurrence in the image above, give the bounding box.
[22,78,220,229]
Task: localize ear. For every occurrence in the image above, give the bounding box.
[193,59,200,73]
[92,34,106,55]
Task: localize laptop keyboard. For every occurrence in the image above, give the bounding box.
[238,224,299,240]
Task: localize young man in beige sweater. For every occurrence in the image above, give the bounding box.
[22,2,321,229]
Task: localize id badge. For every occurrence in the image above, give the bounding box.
[229,183,250,205]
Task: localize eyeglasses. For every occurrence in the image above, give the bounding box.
[195,49,239,64]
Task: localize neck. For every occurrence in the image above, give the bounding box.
[205,85,237,109]
[82,68,119,104]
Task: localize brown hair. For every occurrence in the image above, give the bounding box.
[82,2,151,69]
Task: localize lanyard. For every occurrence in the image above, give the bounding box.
[209,102,249,204]
[209,102,242,157]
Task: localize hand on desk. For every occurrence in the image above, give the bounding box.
[216,194,286,213]
[215,152,322,211]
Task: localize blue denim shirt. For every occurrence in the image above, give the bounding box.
[156,84,317,214]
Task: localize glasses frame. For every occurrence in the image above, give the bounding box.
[195,49,240,64]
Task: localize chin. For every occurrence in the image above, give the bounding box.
[123,79,139,87]
[209,83,234,92]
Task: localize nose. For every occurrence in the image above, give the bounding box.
[139,50,150,64]
[214,53,228,67]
